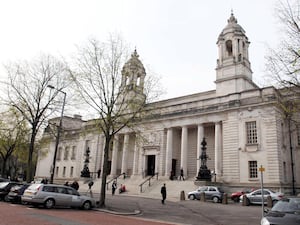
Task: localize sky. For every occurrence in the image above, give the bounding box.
[0,0,281,103]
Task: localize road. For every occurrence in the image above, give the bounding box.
[0,195,262,225]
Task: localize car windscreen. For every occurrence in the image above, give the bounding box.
[272,198,300,213]
[0,182,9,188]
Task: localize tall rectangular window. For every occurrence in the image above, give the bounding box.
[70,166,74,177]
[246,121,257,144]
[55,166,59,176]
[249,161,257,178]
[64,147,69,160]
[56,147,62,161]
[63,166,66,177]
[71,146,76,160]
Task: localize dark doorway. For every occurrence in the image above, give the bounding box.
[172,159,177,177]
[107,161,111,175]
[147,155,155,176]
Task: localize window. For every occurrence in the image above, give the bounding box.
[64,147,69,160]
[249,161,258,178]
[246,121,257,144]
[63,166,66,177]
[56,147,62,161]
[70,166,74,177]
[55,166,59,176]
[283,162,287,182]
[71,146,76,160]
[226,40,233,56]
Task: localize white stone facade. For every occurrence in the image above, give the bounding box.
[36,13,300,193]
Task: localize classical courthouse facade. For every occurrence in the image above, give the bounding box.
[36,13,300,192]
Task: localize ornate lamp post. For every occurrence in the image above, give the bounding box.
[47,85,66,184]
[196,138,212,181]
[81,147,91,178]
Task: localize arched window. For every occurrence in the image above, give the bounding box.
[226,40,233,56]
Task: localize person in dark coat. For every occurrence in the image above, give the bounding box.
[71,180,79,190]
[161,183,167,204]
[112,180,117,195]
[179,168,184,181]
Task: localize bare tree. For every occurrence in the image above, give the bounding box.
[69,35,160,207]
[0,108,28,178]
[2,54,70,182]
[266,0,300,89]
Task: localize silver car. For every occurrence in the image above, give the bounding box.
[21,183,96,209]
[188,186,224,203]
[240,188,284,206]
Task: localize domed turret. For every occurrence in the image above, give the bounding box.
[117,49,146,111]
[215,12,257,96]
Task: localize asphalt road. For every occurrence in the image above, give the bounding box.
[0,195,262,225]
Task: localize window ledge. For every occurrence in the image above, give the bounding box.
[245,144,259,152]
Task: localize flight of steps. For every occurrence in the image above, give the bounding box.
[77,176,198,202]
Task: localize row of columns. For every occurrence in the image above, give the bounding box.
[165,122,222,178]
[102,121,222,179]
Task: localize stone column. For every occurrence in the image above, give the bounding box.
[121,133,130,174]
[197,124,204,176]
[132,134,139,176]
[215,121,222,180]
[180,126,188,178]
[165,128,173,177]
[159,130,165,176]
[110,135,119,176]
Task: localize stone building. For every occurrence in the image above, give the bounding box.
[36,13,299,193]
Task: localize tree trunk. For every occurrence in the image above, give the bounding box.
[98,135,112,208]
[27,127,37,183]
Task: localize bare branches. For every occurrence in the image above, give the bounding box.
[267,0,300,89]
[2,54,71,182]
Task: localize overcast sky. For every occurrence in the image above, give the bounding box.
[0,0,281,101]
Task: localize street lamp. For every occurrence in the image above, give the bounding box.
[47,85,66,184]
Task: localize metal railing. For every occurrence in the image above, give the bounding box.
[106,173,126,190]
[139,172,158,193]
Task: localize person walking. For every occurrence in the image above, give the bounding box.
[180,168,185,181]
[112,180,117,195]
[160,183,167,204]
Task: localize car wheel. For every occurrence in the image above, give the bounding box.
[188,195,196,200]
[44,199,55,209]
[212,196,219,203]
[82,201,91,210]
[245,197,250,206]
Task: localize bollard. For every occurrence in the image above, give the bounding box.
[242,195,248,206]
[180,190,185,201]
[267,196,273,208]
[222,193,228,204]
[200,192,206,202]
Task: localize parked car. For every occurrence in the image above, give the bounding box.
[7,183,30,203]
[21,183,96,209]
[0,182,20,201]
[231,188,254,202]
[0,178,9,182]
[240,188,284,206]
[261,197,300,225]
[188,186,224,203]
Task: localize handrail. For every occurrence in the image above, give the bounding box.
[139,172,158,193]
[106,173,125,190]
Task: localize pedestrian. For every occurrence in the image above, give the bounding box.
[71,180,79,190]
[180,168,184,181]
[64,181,69,186]
[112,180,117,195]
[97,169,101,178]
[161,183,167,204]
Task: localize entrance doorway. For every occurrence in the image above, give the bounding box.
[172,159,177,178]
[147,155,155,176]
